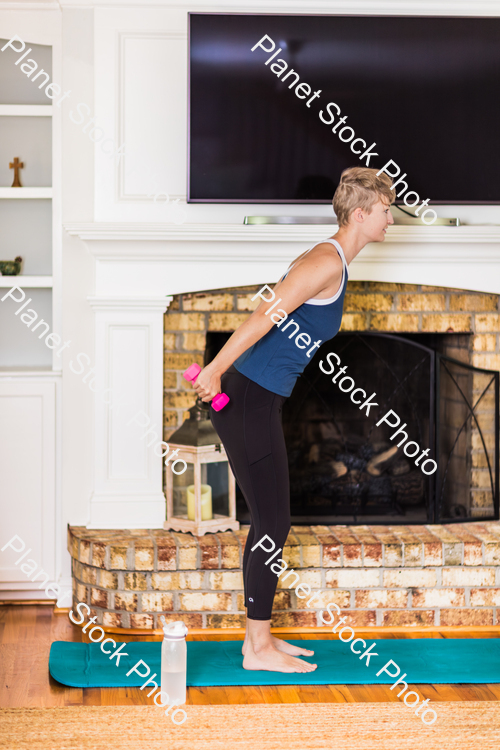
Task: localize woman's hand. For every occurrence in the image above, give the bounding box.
[192,364,222,403]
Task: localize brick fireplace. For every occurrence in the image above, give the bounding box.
[66,221,500,629]
[162,280,499,520]
[64,279,500,632]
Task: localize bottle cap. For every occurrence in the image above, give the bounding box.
[161,617,188,639]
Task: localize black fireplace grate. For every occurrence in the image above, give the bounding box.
[205,331,499,525]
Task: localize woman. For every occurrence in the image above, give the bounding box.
[193,167,394,673]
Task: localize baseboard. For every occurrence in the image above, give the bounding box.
[145,625,500,638]
[61,620,500,639]
[198,625,500,635]
[6,604,496,636]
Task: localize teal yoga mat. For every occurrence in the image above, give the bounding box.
[49,638,500,687]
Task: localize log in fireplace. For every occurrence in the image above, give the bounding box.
[205,331,499,525]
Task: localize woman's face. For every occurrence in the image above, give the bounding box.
[364,199,394,241]
[364,201,394,242]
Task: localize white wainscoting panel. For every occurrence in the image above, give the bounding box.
[87,297,172,528]
[119,32,186,201]
[94,7,187,222]
[0,379,56,587]
[108,324,150,480]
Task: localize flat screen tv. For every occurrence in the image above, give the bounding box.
[188,13,500,204]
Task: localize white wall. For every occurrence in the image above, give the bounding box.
[60,7,96,589]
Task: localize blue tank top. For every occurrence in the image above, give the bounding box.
[233,239,348,397]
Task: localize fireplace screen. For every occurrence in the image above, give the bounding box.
[206,332,499,525]
[436,357,499,522]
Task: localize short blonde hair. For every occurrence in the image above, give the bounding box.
[333,167,394,227]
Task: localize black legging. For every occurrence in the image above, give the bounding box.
[210,365,290,620]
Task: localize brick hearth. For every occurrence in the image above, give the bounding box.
[68,522,500,630]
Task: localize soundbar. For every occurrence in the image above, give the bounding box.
[244,215,460,226]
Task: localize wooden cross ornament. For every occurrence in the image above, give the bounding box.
[9,157,24,188]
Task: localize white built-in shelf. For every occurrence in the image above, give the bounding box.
[0,367,58,375]
[0,105,52,117]
[0,276,53,288]
[0,187,52,199]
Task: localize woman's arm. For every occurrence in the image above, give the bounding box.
[192,247,342,401]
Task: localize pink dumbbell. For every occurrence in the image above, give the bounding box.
[183,363,230,412]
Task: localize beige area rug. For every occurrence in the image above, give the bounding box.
[1,703,499,750]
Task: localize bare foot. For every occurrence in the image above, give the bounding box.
[243,643,317,673]
[242,635,314,657]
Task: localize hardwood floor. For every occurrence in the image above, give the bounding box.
[1,605,500,707]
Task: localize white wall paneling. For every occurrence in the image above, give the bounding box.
[0,377,56,589]
[94,7,187,222]
[118,32,186,202]
[86,296,172,528]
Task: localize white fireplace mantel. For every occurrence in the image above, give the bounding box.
[66,222,500,296]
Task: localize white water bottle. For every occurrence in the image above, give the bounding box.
[160,617,188,706]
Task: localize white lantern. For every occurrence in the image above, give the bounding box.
[164,401,238,536]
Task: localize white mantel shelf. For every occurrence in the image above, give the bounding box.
[65,222,500,296]
[65,222,500,247]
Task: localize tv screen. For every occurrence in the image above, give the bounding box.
[188,13,500,204]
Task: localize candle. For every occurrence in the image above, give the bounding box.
[187,484,212,521]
